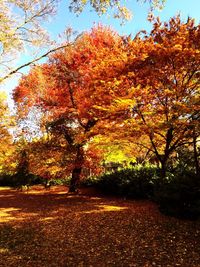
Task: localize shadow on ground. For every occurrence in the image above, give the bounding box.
[0,186,199,267]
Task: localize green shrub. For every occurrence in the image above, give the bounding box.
[40,177,71,188]
[47,177,70,186]
[0,173,44,187]
[80,176,99,187]
[0,174,15,186]
[83,165,200,220]
[154,170,200,220]
[88,166,159,199]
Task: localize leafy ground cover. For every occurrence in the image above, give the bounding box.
[0,186,199,267]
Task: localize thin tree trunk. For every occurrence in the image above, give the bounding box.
[69,167,82,192]
[193,129,199,177]
[160,160,167,180]
[69,145,84,193]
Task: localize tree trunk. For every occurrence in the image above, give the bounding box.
[193,129,199,177]
[69,167,82,192]
[68,145,84,193]
[159,153,169,180]
[160,160,167,180]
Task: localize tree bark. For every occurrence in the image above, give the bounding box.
[193,129,199,177]
[68,145,84,193]
[160,160,167,180]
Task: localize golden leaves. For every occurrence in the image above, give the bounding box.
[0,91,15,174]
[110,98,136,114]
[12,17,200,180]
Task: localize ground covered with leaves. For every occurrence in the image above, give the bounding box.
[0,186,199,267]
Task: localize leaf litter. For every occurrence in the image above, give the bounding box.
[0,186,199,267]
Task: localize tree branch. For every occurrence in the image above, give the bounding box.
[0,44,69,83]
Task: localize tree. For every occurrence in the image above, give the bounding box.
[0,0,65,83]
[114,16,200,177]
[13,25,127,191]
[69,0,166,21]
[0,92,15,173]
[91,133,150,167]
[27,134,75,180]
[13,15,199,188]
[0,0,166,83]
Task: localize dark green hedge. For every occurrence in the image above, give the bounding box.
[83,166,200,220]
[154,170,200,220]
[0,173,43,187]
[85,166,158,199]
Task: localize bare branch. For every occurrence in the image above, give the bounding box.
[0,44,68,83]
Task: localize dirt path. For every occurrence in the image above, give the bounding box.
[0,186,199,267]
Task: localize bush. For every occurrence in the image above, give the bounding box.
[0,174,15,186]
[87,166,159,199]
[83,165,200,220]
[154,170,200,220]
[44,177,70,186]
[0,173,44,187]
[80,176,99,187]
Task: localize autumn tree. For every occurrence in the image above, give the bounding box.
[28,134,76,180]
[113,16,200,177]
[13,26,128,192]
[0,92,15,174]
[69,0,166,21]
[0,0,67,83]
[0,0,167,83]
[90,131,151,167]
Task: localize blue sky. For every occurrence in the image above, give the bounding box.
[48,0,200,37]
[1,0,200,108]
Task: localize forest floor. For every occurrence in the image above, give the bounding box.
[0,185,199,267]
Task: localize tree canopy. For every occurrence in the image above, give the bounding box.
[13,16,200,188]
[0,0,60,83]
[69,0,166,21]
[0,0,167,83]
[114,16,200,176]
[0,92,15,173]
[13,25,127,190]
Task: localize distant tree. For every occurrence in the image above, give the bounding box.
[28,134,75,179]
[0,92,15,173]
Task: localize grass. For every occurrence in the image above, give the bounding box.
[0,185,199,267]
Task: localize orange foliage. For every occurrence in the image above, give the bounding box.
[115,16,200,172]
[13,17,200,182]
[13,26,127,189]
